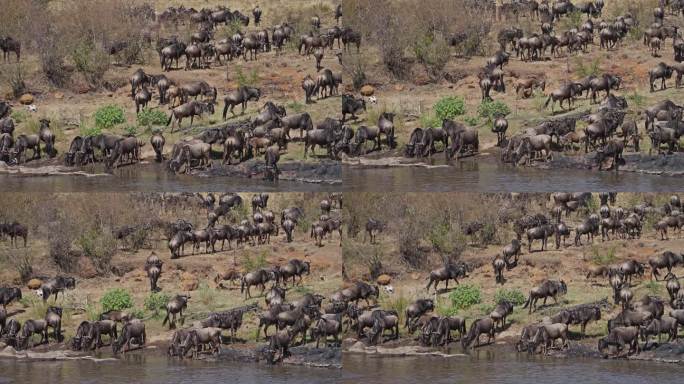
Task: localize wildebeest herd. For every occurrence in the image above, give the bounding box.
[0,192,344,363]
[344,192,684,359]
[397,0,684,168]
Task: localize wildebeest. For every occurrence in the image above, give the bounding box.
[223,87,261,118]
[405,299,435,333]
[461,317,496,349]
[37,276,76,303]
[162,295,190,329]
[597,326,640,357]
[0,287,22,309]
[341,94,366,122]
[522,280,567,313]
[241,268,277,298]
[112,320,146,354]
[649,251,683,280]
[167,101,215,132]
[363,218,385,244]
[426,263,469,292]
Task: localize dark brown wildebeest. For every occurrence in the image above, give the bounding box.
[363,218,385,244]
[241,268,277,299]
[522,280,567,313]
[649,251,683,280]
[223,87,261,118]
[150,132,165,162]
[112,320,146,354]
[597,326,640,357]
[341,94,366,123]
[167,101,215,132]
[461,317,496,349]
[162,295,190,329]
[404,299,435,333]
[649,62,674,92]
[426,263,468,292]
[37,276,76,303]
[0,37,21,62]
[144,252,163,292]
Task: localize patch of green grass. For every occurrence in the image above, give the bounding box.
[197,282,219,311]
[575,57,602,78]
[243,251,268,271]
[100,288,134,312]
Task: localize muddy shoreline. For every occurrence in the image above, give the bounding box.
[342,149,684,177]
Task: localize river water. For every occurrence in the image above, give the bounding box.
[0,163,342,192]
[343,161,684,192]
[1,353,680,384]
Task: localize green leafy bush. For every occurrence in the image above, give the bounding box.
[100,288,133,312]
[477,100,510,121]
[434,96,466,121]
[494,288,526,306]
[448,284,482,310]
[94,105,126,130]
[144,292,170,313]
[76,228,116,273]
[464,116,480,126]
[136,108,168,127]
[413,34,451,79]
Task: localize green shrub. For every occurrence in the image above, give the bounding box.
[129,308,145,320]
[434,96,466,121]
[100,288,134,312]
[71,40,110,86]
[198,282,219,310]
[123,125,138,136]
[575,57,602,77]
[477,100,510,121]
[448,284,482,310]
[413,34,451,79]
[10,110,29,124]
[94,105,126,130]
[287,101,305,113]
[136,108,168,127]
[494,288,526,306]
[144,292,170,314]
[76,228,116,273]
[463,116,480,126]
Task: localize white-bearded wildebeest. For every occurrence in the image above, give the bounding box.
[649,251,683,280]
[112,320,146,354]
[0,286,21,313]
[144,253,163,292]
[163,295,190,329]
[241,268,277,299]
[461,317,496,349]
[523,280,567,313]
[37,276,75,303]
[0,37,21,62]
[223,87,261,118]
[168,230,193,259]
[667,276,681,305]
[426,263,468,292]
[649,62,674,92]
[311,315,342,348]
[529,323,569,355]
[526,224,556,252]
[150,132,165,162]
[364,218,385,244]
[279,259,311,286]
[545,83,582,112]
[167,101,215,132]
[341,94,366,123]
[598,326,640,357]
[405,299,435,333]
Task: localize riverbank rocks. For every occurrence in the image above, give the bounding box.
[77,257,98,279]
[181,272,199,291]
[376,274,391,285]
[360,85,375,96]
[19,94,34,105]
[27,278,42,290]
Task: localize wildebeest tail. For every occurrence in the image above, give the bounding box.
[167,112,173,126]
[522,294,531,309]
[544,96,551,108]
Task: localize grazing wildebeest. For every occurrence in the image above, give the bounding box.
[279,259,311,286]
[461,317,496,349]
[426,263,468,292]
[363,218,385,244]
[223,87,261,118]
[112,320,146,354]
[522,280,567,313]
